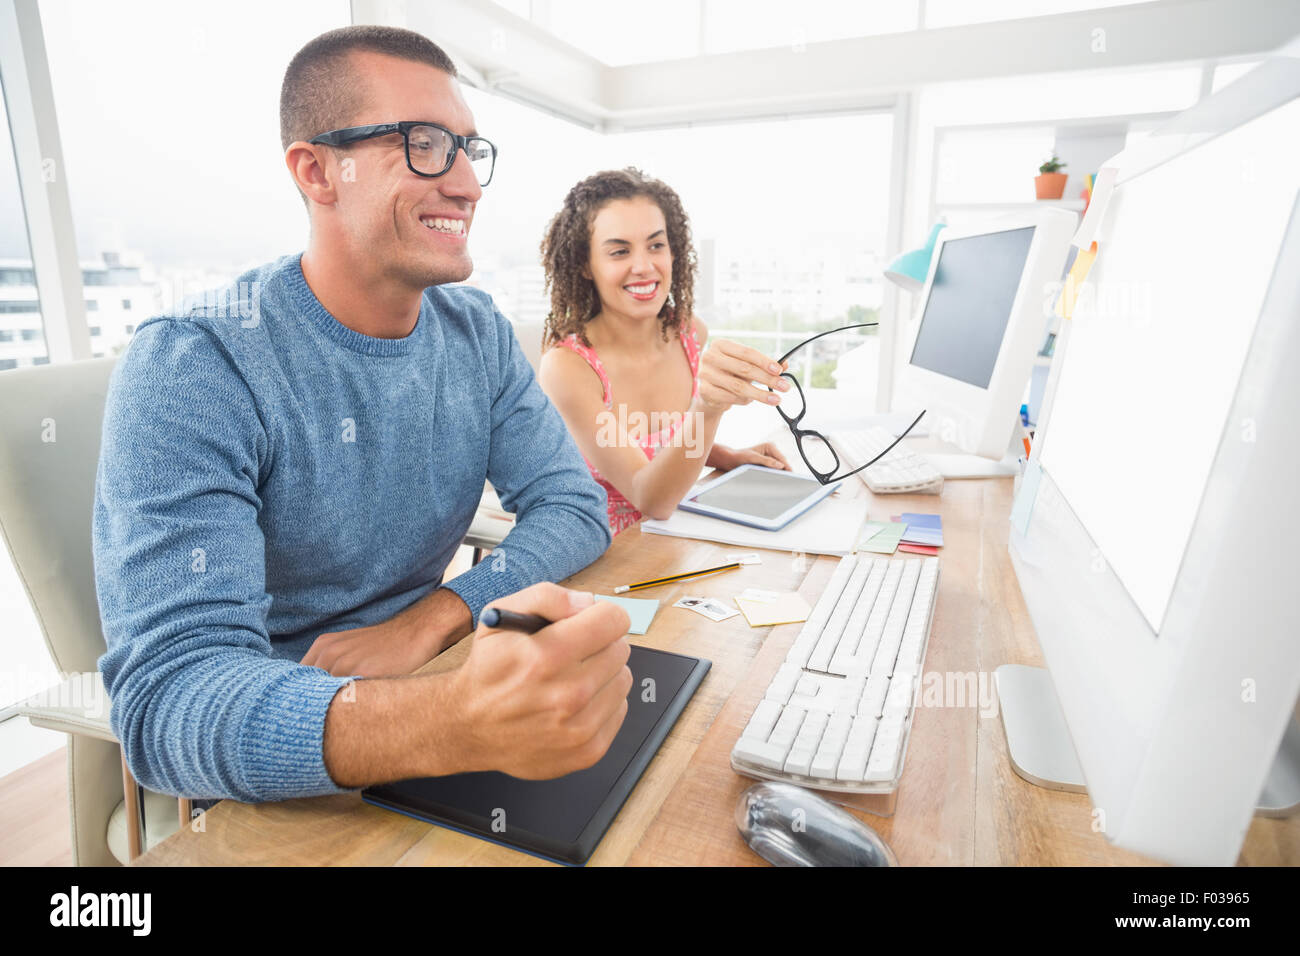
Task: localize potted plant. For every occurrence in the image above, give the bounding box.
[1035,155,1068,200]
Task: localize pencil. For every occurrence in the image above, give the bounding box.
[613,562,741,594]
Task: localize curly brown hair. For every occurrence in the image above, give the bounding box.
[540,167,697,348]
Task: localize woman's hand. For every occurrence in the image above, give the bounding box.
[696,339,790,413]
[710,442,792,473]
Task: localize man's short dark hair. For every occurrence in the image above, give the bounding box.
[280,25,458,151]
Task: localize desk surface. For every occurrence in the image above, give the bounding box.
[136,470,1298,866]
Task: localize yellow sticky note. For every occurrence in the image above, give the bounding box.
[1056,243,1097,320]
[735,592,811,627]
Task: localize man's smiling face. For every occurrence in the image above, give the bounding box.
[323,51,483,291]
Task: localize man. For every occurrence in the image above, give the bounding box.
[93,25,630,804]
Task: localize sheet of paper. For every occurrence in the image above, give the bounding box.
[857,520,907,554]
[735,592,812,627]
[858,522,885,546]
[1055,243,1098,321]
[898,543,940,555]
[673,596,739,622]
[640,495,869,556]
[899,512,943,547]
[1072,165,1118,249]
[595,595,659,635]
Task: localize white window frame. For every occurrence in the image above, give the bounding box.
[0,0,90,364]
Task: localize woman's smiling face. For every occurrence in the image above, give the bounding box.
[585,197,673,322]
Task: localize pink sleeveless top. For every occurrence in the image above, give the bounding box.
[556,326,703,536]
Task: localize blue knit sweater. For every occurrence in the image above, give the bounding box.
[93,254,610,802]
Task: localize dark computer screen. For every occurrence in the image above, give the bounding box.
[908,226,1035,389]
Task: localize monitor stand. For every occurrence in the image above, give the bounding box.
[926,422,1025,479]
[995,664,1300,815]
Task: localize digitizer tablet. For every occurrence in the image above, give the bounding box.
[362,645,710,865]
[677,464,837,531]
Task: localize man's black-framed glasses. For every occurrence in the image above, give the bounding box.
[769,322,926,485]
[309,121,498,187]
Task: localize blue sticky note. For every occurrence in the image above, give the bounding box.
[899,512,943,547]
[595,595,659,635]
[1010,461,1043,537]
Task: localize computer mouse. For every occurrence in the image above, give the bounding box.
[735,782,899,867]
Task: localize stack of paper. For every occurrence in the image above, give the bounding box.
[640,496,869,556]
[894,512,943,555]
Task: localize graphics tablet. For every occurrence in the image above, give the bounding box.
[677,464,837,531]
[362,645,710,866]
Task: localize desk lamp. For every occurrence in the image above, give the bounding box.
[884,223,945,291]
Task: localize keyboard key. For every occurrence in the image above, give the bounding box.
[769,706,806,753]
[733,737,795,771]
[864,715,907,782]
[810,713,853,778]
[836,716,879,782]
[764,663,801,704]
[860,675,890,718]
[884,674,916,715]
[740,699,784,743]
[784,711,829,775]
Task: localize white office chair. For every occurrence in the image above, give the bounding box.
[0,357,183,865]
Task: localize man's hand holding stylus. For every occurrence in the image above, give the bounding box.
[321,582,632,788]
[451,583,633,779]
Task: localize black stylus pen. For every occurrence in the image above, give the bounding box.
[480,606,552,633]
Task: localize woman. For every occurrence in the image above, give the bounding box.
[537,167,792,536]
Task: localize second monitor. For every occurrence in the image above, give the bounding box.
[892,208,1075,477]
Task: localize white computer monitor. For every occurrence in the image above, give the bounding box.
[892,209,1075,477]
[1004,41,1300,865]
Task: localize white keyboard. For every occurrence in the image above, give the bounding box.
[827,426,943,495]
[730,555,940,793]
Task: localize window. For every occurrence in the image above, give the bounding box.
[458,86,605,327]
[88,326,101,336]
[0,76,48,369]
[459,86,894,405]
[0,268,35,285]
[601,112,894,394]
[38,0,350,351]
[85,299,98,311]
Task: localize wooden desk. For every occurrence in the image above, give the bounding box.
[136,475,1297,866]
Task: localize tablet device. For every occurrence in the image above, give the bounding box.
[676,464,837,531]
[362,645,710,866]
